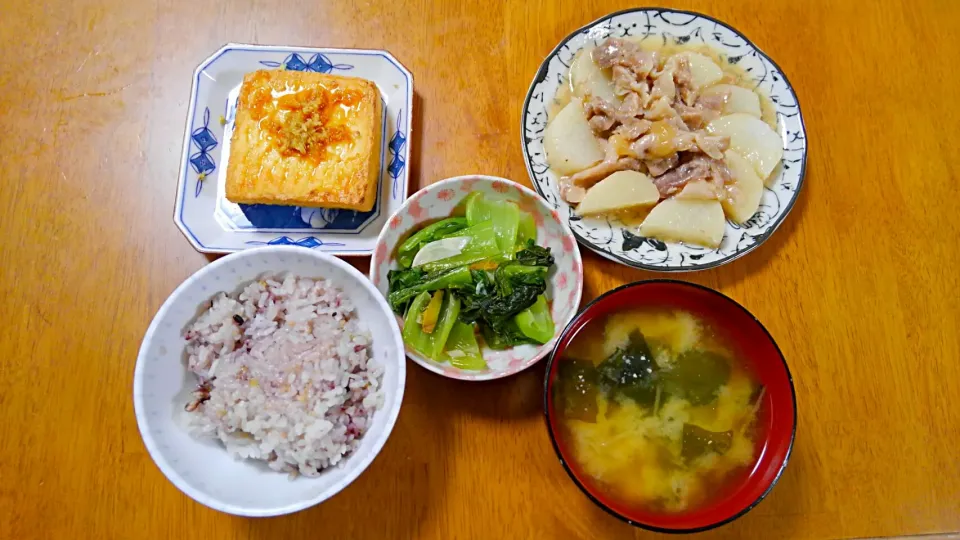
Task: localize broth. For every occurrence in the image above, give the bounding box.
[552,307,764,514]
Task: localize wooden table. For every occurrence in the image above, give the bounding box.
[2,1,959,538]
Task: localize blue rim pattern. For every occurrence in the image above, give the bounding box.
[190,108,217,197]
[245,236,345,248]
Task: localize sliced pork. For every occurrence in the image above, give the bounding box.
[555,37,749,205]
[566,157,643,188]
[651,156,732,197]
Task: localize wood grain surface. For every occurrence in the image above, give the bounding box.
[2,0,959,538]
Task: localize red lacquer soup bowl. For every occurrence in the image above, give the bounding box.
[543,280,797,533]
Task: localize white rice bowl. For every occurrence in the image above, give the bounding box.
[134,247,405,517]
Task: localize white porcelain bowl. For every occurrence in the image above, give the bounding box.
[133,246,405,516]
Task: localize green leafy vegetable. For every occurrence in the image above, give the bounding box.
[457,270,498,324]
[480,318,540,349]
[387,266,473,314]
[597,331,660,406]
[514,294,554,344]
[495,264,547,296]
[455,192,482,217]
[397,217,468,268]
[681,424,733,462]
[401,291,431,351]
[453,242,555,348]
[388,267,426,295]
[442,321,486,370]
[402,290,461,360]
[517,212,537,248]
[415,220,501,272]
[661,350,730,405]
[466,193,521,253]
[515,239,555,267]
[467,265,546,323]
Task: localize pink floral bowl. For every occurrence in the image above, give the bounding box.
[370,175,584,381]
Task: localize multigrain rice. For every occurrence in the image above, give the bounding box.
[182,275,383,476]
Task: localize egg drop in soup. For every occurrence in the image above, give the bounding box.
[552,307,766,514]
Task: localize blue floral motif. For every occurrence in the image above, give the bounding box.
[300,207,341,228]
[259,53,354,73]
[245,236,345,248]
[388,111,407,198]
[189,108,218,197]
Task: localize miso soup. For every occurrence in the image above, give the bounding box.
[552,308,765,514]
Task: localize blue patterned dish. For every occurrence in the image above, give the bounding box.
[521,9,807,271]
[174,44,413,255]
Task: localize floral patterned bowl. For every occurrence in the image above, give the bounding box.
[520,8,807,271]
[370,175,584,381]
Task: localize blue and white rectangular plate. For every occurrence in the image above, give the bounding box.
[174,44,413,255]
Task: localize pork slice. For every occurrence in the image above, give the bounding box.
[611,65,651,101]
[645,154,679,177]
[617,91,642,120]
[675,102,722,130]
[595,38,658,79]
[585,96,617,116]
[673,130,698,152]
[651,155,730,197]
[624,49,658,80]
[567,157,643,188]
[644,96,678,121]
[560,178,588,204]
[588,114,616,134]
[693,133,730,160]
[594,38,634,68]
[650,67,677,101]
[584,97,618,134]
[613,117,652,141]
[697,91,727,112]
[671,55,698,106]
[631,133,655,159]
[665,114,690,132]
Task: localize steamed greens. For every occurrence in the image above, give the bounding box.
[387,192,557,370]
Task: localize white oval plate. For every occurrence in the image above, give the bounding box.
[521,9,807,271]
[174,44,413,255]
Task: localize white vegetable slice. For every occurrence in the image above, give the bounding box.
[544,98,605,175]
[721,150,763,223]
[680,52,724,89]
[706,113,784,180]
[576,170,660,215]
[700,84,762,118]
[639,198,726,248]
[411,236,470,267]
[570,48,619,103]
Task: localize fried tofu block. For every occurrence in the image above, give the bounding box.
[225,69,382,211]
